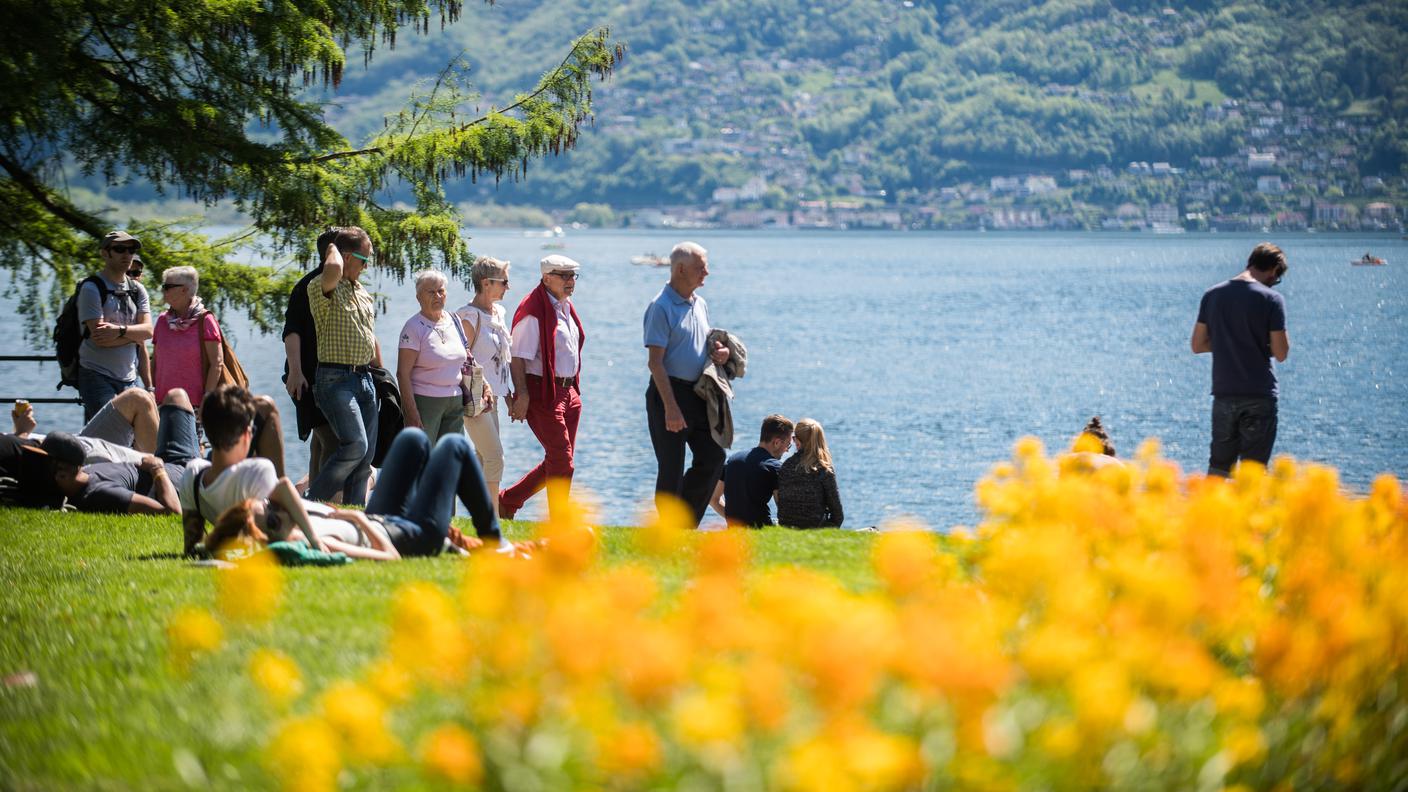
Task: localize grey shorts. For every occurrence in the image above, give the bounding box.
[80,399,136,447]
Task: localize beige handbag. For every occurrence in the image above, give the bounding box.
[453,313,489,418]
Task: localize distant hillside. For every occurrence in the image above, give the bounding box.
[316,0,1406,214]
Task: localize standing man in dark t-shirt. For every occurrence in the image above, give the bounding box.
[710,414,794,528]
[1191,242,1291,476]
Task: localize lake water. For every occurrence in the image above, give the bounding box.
[5,231,1405,529]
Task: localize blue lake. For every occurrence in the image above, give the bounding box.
[5,231,1405,529]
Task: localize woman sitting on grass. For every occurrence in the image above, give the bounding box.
[776,418,844,529]
[207,427,511,561]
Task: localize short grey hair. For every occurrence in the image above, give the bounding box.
[470,257,510,294]
[163,266,199,295]
[670,242,707,268]
[413,269,447,292]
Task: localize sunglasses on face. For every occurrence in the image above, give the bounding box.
[550,271,579,281]
[108,245,138,255]
[127,266,143,277]
[349,251,374,265]
[161,282,184,291]
[486,278,509,286]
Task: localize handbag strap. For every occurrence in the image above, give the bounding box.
[451,313,477,366]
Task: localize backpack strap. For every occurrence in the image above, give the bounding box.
[77,275,111,338]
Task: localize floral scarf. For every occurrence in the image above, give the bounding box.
[164,297,207,331]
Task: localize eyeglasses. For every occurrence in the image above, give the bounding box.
[1271,268,1286,286]
[161,282,184,291]
[108,245,138,255]
[549,271,579,281]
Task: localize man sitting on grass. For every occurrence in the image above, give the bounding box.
[710,414,794,528]
[180,385,313,556]
[39,387,203,515]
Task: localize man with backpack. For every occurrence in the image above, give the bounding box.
[68,231,154,421]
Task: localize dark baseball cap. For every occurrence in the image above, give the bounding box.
[40,432,86,467]
[101,230,142,250]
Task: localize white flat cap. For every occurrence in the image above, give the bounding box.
[540,254,581,275]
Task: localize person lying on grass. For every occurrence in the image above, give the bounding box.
[182,385,320,556]
[205,428,540,561]
[37,387,207,516]
[10,386,287,476]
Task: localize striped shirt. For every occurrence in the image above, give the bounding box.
[308,277,376,366]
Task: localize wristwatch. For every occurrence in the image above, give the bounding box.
[118,325,127,338]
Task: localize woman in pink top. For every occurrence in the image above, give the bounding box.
[397,270,471,444]
[151,266,223,408]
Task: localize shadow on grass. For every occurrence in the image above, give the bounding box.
[133,552,185,561]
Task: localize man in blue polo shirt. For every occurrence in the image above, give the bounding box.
[1191,242,1291,476]
[643,241,732,525]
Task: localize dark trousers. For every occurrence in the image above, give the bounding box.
[502,377,580,519]
[1208,395,1278,476]
[367,428,500,555]
[647,377,724,526]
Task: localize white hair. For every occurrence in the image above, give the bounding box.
[163,266,199,295]
[670,242,707,268]
[413,269,447,292]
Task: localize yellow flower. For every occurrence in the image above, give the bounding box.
[166,606,223,674]
[695,529,750,578]
[216,549,283,624]
[672,689,744,750]
[364,658,414,706]
[319,680,400,764]
[266,715,340,792]
[250,648,303,708]
[636,494,692,557]
[419,723,483,787]
[389,582,471,688]
[872,527,942,597]
[597,721,662,778]
[1071,431,1106,454]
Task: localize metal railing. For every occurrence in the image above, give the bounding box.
[0,355,84,404]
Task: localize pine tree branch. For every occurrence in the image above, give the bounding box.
[0,153,104,238]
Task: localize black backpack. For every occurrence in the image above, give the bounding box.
[53,275,111,390]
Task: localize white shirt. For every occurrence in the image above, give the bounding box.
[454,302,512,397]
[179,458,278,524]
[509,292,580,378]
[302,501,389,548]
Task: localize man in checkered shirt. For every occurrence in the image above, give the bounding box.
[305,227,383,506]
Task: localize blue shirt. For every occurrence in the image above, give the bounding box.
[643,284,712,380]
[721,446,781,527]
[1196,278,1287,399]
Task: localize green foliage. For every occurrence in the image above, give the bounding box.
[0,1,620,338]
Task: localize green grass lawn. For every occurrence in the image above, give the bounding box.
[0,507,881,789]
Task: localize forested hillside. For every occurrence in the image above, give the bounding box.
[66,0,1400,230]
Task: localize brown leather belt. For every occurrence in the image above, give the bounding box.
[528,374,575,387]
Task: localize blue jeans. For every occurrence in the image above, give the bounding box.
[367,428,501,555]
[1208,396,1278,476]
[307,367,377,506]
[77,366,136,423]
[155,403,201,488]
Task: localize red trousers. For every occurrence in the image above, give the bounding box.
[501,377,581,516]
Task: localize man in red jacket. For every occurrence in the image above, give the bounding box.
[502,254,585,520]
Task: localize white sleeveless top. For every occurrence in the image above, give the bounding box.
[454,302,512,398]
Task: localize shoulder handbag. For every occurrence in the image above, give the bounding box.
[452,314,487,418]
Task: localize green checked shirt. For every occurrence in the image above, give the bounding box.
[308,277,377,366]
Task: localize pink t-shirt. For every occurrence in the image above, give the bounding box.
[152,312,221,404]
[398,313,468,398]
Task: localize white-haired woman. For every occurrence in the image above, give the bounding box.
[152,266,223,407]
[397,270,470,444]
[453,257,511,514]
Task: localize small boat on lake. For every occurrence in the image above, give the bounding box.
[631,253,668,266]
[1352,253,1387,266]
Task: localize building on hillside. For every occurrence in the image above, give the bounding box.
[1248,152,1277,170]
[1256,175,1285,194]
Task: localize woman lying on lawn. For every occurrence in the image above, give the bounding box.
[205,427,523,561]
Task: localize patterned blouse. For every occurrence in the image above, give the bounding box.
[776,455,844,528]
